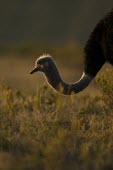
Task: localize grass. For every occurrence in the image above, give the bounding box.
[0,68,113,170]
[0,44,113,169]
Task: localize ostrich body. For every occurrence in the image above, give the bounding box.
[30,9,113,95]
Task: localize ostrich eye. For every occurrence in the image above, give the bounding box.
[45,62,49,67]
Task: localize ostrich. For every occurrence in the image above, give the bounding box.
[30,9,113,95]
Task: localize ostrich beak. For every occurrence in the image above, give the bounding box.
[30,65,42,74]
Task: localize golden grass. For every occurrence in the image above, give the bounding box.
[0,45,113,169]
[0,73,113,170]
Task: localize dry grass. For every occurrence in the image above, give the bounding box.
[0,67,113,169]
[0,45,113,169]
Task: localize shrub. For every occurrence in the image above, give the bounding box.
[0,75,113,170]
[96,69,113,110]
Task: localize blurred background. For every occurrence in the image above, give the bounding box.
[0,0,113,94]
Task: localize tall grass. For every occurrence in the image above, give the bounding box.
[0,69,113,170]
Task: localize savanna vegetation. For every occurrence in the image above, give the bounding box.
[0,65,113,170]
[0,43,112,169]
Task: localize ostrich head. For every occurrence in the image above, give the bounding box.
[30,54,55,74]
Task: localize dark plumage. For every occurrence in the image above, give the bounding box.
[84,9,113,77]
[30,9,113,95]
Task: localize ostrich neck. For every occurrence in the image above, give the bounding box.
[45,63,93,95]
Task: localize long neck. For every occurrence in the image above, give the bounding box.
[45,63,93,95]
